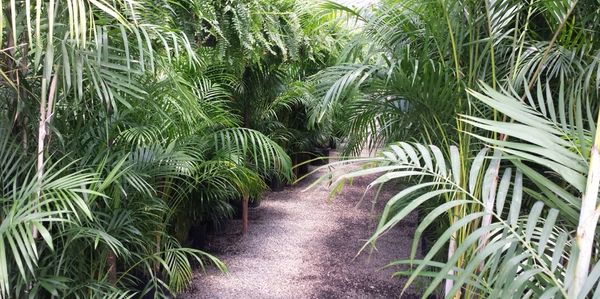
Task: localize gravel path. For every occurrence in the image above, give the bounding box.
[181,155,421,298]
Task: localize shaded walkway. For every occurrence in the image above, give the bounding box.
[182,156,420,298]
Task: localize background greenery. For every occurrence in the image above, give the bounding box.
[6,0,600,298]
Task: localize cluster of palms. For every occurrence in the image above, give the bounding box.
[0,0,344,297]
[313,0,600,297]
[9,0,600,297]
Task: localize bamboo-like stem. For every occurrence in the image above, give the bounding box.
[510,3,534,81]
[484,0,497,90]
[569,108,600,297]
[445,219,457,296]
[440,0,461,88]
[33,72,58,238]
[34,0,56,238]
[478,151,500,258]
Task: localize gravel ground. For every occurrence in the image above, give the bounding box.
[181,153,421,299]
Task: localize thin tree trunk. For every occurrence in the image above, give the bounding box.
[155,234,161,273]
[33,72,59,238]
[240,71,251,237]
[445,231,457,296]
[569,111,600,296]
[107,251,117,284]
[242,194,249,235]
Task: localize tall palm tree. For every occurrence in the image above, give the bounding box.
[0,0,333,297]
[311,0,600,297]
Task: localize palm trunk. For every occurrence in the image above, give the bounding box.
[107,251,117,284]
[569,110,600,296]
[240,77,251,237]
[33,72,59,238]
[242,194,249,235]
[34,0,58,239]
[445,231,457,296]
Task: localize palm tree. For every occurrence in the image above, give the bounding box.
[0,0,332,297]
[311,0,600,297]
[319,82,600,297]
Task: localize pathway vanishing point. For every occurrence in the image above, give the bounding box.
[182,154,421,298]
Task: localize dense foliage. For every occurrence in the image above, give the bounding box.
[7,0,600,297]
[312,0,600,297]
[0,0,343,297]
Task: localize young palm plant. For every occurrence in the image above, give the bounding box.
[315,81,600,297]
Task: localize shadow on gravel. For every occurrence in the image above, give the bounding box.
[310,176,422,299]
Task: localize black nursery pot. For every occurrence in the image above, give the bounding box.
[232,200,243,219]
[267,176,285,191]
[292,152,311,177]
[188,223,209,249]
[310,147,330,166]
[329,138,337,150]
